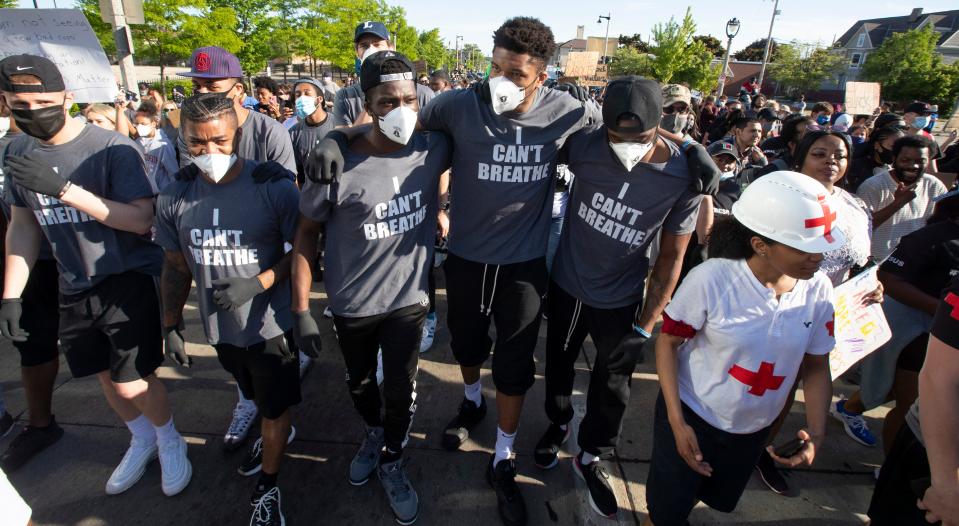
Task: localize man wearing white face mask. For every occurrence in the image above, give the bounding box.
[133,100,178,191]
[332,21,435,128]
[535,76,701,518]
[288,78,333,186]
[292,51,451,526]
[155,94,302,526]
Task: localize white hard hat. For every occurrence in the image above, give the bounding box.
[731,171,847,254]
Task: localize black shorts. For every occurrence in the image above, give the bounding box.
[214,332,301,420]
[895,334,929,373]
[58,272,163,383]
[646,391,771,525]
[14,258,60,367]
[867,424,930,525]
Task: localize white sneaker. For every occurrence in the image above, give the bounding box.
[224,401,259,451]
[159,437,192,496]
[376,348,384,386]
[419,313,436,354]
[105,435,158,495]
[298,351,312,379]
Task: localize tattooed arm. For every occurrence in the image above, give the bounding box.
[636,231,693,333]
[161,249,193,328]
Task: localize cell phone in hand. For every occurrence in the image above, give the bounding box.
[773,437,806,458]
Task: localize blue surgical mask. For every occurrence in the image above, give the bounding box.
[912,116,929,129]
[851,135,866,145]
[816,115,830,125]
[295,96,317,120]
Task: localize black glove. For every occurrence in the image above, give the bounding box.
[174,163,201,182]
[292,310,322,358]
[252,161,294,184]
[606,329,648,375]
[685,142,721,197]
[0,299,28,342]
[5,155,68,197]
[163,326,192,367]
[554,83,589,103]
[211,276,265,311]
[307,130,349,184]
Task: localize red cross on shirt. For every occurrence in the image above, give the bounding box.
[728,361,786,396]
[945,292,959,321]
[804,194,836,243]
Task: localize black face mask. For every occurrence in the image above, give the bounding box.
[875,144,895,164]
[11,103,66,141]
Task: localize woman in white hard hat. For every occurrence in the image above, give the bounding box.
[643,171,843,526]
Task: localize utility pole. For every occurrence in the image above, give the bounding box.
[455,35,463,72]
[757,0,781,89]
[108,0,138,97]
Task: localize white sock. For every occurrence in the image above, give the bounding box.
[493,426,516,467]
[580,451,599,465]
[125,415,156,443]
[464,380,483,406]
[154,417,182,445]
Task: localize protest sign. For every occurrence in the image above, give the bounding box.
[843,82,881,116]
[564,51,600,78]
[0,9,119,103]
[829,266,892,380]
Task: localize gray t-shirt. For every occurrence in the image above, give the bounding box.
[289,114,335,182]
[155,160,299,347]
[5,125,162,294]
[299,132,451,317]
[177,109,297,176]
[418,87,599,264]
[552,130,701,309]
[332,82,435,128]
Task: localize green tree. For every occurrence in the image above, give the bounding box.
[768,43,844,96]
[207,0,283,75]
[461,43,485,72]
[860,26,959,109]
[1,0,18,8]
[693,35,724,58]
[416,28,448,71]
[618,33,650,53]
[733,38,779,62]
[610,8,719,93]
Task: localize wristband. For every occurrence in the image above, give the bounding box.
[632,324,651,338]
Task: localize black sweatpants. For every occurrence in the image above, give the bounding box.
[544,280,640,458]
[444,253,547,396]
[333,303,428,453]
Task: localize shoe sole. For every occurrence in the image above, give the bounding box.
[106,452,158,495]
[393,510,418,525]
[534,427,571,470]
[754,466,788,495]
[349,471,373,486]
[163,460,193,497]
[573,459,617,519]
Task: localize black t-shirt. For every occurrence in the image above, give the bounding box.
[881,220,959,298]
[931,276,959,349]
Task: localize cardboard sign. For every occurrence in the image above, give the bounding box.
[844,82,881,115]
[563,51,600,78]
[0,9,119,103]
[829,266,892,380]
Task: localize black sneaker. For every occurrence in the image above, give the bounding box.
[756,449,789,495]
[0,416,64,473]
[573,454,618,518]
[442,397,487,451]
[0,412,13,439]
[250,486,284,526]
[533,423,570,469]
[485,454,527,526]
[238,427,296,477]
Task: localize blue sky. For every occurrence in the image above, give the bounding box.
[14,0,958,54]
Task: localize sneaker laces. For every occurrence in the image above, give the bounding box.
[845,413,870,433]
[227,405,256,437]
[252,486,280,523]
[358,429,382,461]
[381,460,412,500]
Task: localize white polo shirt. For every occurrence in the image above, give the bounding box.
[664,258,835,434]
[857,171,946,261]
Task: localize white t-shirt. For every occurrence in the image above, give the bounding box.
[857,171,947,261]
[664,258,835,434]
[1,469,31,526]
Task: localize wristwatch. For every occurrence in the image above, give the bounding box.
[440,202,450,212]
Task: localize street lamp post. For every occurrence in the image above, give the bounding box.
[597,13,611,64]
[455,35,463,72]
[718,18,741,96]
[757,0,781,89]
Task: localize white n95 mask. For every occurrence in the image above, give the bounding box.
[378,106,418,145]
[488,76,526,115]
[135,124,153,138]
[193,153,237,183]
[609,141,654,172]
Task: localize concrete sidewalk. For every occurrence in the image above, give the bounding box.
[0,281,886,526]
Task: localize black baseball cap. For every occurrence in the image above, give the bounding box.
[874,113,908,131]
[354,21,390,43]
[602,76,662,133]
[360,51,415,93]
[904,101,932,115]
[0,54,65,93]
[757,107,780,122]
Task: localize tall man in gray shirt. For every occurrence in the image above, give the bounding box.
[176,46,304,450]
[156,94,302,526]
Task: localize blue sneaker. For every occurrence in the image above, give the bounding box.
[419,313,436,354]
[830,399,877,447]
